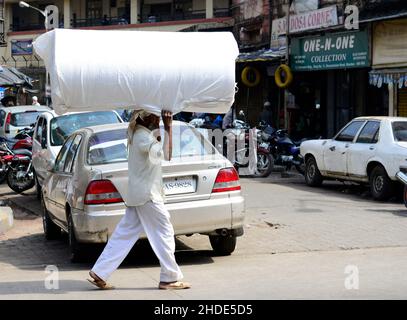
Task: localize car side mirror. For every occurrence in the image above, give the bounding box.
[46,159,55,172]
[41,136,47,149]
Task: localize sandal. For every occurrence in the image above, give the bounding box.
[159,281,191,290]
[87,271,115,290]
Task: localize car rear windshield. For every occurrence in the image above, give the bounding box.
[87,124,215,165]
[50,111,121,146]
[392,121,407,142]
[10,111,41,127]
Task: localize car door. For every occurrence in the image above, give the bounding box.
[32,117,45,182]
[53,134,83,226]
[323,120,366,176]
[49,135,75,223]
[347,120,381,179]
[38,118,52,183]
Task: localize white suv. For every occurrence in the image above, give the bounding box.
[32,110,123,198]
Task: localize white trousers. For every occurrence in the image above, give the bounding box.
[91,200,183,283]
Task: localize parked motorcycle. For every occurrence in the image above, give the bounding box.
[256,123,305,175]
[0,124,34,151]
[0,142,35,192]
[189,111,263,176]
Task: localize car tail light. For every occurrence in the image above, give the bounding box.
[84,180,123,205]
[5,113,11,133]
[212,167,241,193]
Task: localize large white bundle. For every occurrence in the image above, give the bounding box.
[33,29,239,115]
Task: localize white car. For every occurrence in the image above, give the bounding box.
[0,105,50,139]
[32,110,123,199]
[300,117,407,200]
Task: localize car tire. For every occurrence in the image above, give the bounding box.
[369,166,394,201]
[41,196,61,240]
[403,185,407,208]
[209,235,237,256]
[305,156,323,187]
[67,212,84,263]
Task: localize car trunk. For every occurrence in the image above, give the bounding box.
[95,154,229,204]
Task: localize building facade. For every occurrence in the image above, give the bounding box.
[269,0,407,139]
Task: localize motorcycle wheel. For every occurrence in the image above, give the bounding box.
[295,162,305,175]
[254,152,274,177]
[6,166,35,193]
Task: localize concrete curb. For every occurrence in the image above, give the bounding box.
[0,206,13,234]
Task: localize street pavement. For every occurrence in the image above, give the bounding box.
[0,171,407,299]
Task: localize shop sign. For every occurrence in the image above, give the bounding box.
[290,5,338,33]
[11,39,33,56]
[290,30,369,71]
[271,5,338,37]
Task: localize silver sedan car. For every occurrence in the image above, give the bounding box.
[41,122,245,261]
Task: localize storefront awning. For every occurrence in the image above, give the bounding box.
[236,48,285,63]
[369,68,407,89]
[0,66,33,88]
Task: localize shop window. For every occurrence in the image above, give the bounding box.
[87,0,103,19]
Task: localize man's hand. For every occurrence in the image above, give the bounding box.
[162,110,173,129]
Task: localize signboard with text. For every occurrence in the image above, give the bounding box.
[290,30,370,71]
[289,5,338,33]
[11,39,33,55]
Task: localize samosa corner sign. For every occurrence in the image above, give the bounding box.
[290,30,369,71]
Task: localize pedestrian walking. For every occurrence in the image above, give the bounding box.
[88,109,191,290]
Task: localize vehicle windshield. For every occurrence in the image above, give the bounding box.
[50,111,121,146]
[87,124,216,165]
[10,111,41,127]
[392,121,407,142]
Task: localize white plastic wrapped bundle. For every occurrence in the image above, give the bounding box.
[33,29,239,115]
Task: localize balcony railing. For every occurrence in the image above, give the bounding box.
[9,7,231,32]
[140,7,231,23]
[71,16,130,28]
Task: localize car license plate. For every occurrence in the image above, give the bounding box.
[163,176,196,195]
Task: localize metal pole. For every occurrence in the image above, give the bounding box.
[284,0,291,130]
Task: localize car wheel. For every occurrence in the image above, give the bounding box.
[41,196,61,240]
[209,235,237,256]
[305,156,323,187]
[67,212,84,263]
[369,166,394,201]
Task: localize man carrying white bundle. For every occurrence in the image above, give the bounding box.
[88,109,191,290]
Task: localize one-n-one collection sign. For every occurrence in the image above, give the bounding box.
[290,30,369,71]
